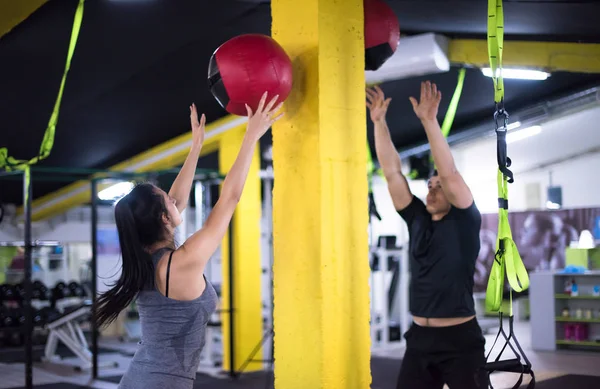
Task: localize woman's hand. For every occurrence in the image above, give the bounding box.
[409,81,442,123]
[245,92,284,141]
[190,103,206,149]
[366,85,391,123]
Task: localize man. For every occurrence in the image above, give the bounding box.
[366,82,487,389]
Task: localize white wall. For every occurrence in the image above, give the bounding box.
[368,104,600,245]
[452,104,600,213]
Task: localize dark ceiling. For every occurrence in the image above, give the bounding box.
[1,0,600,205]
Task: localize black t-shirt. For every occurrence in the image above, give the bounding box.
[398,195,482,318]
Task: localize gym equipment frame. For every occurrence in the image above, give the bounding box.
[0,166,223,388]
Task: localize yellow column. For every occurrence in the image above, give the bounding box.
[272,0,371,388]
[0,0,47,39]
[219,124,264,373]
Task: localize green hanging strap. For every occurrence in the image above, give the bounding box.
[485,170,530,313]
[484,3,535,388]
[427,67,466,170]
[440,68,466,138]
[0,0,85,204]
[484,0,530,314]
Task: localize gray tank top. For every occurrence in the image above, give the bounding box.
[130,247,219,379]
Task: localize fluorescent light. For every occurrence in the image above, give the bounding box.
[546,201,561,210]
[506,125,542,144]
[98,182,134,201]
[507,121,521,131]
[481,68,550,80]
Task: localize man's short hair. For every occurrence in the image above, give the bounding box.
[426,169,439,186]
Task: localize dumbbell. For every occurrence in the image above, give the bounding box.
[0,284,17,301]
[14,283,25,300]
[68,281,86,298]
[33,280,52,301]
[0,307,19,328]
[53,281,73,301]
[0,284,10,301]
[32,309,46,327]
[38,306,61,327]
[40,306,61,324]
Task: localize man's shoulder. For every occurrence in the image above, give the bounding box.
[450,200,482,224]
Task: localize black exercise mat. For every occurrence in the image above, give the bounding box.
[99,358,399,388]
[518,374,600,389]
[0,344,117,364]
[99,372,271,387]
[98,375,122,383]
[7,384,92,389]
[98,359,600,389]
[371,357,401,389]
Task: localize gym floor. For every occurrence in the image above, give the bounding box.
[1,321,599,389]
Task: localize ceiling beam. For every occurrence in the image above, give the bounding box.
[449,39,600,73]
[20,37,600,221]
[23,115,246,221]
[0,0,47,40]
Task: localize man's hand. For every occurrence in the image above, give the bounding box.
[409,81,442,122]
[366,85,391,123]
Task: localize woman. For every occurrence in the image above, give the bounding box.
[96,92,283,389]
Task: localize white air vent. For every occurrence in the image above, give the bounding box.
[366,33,450,84]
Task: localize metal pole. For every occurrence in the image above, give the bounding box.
[228,218,236,378]
[263,169,274,369]
[194,180,211,279]
[399,231,410,347]
[90,178,99,379]
[177,207,188,246]
[380,246,389,349]
[203,182,212,279]
[23,169,33,389]
[203,182,212,223]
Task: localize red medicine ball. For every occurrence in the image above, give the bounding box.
[208,34,293,116]
[364,0,400,71]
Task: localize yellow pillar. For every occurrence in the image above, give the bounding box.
[0,0,47,39]
[271,0,371,388]
[219,125,264,373]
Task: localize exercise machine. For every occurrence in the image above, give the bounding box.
[370,235,410,350]
[194,178,225,370]
[43,300,118,371]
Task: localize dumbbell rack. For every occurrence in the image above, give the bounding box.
[1,279,90,363]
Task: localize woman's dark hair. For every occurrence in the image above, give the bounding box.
[96,183,171,327]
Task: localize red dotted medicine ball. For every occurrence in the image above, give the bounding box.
[364,0,400,71]
[208,34,293,116]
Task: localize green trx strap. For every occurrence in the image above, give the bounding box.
[484,2,534,388]
[427,67,466,170]
[0,0,85,204]
[440,68,466,138]
[484,0,530,315]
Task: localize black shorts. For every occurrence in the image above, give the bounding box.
[396,318,488,389]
